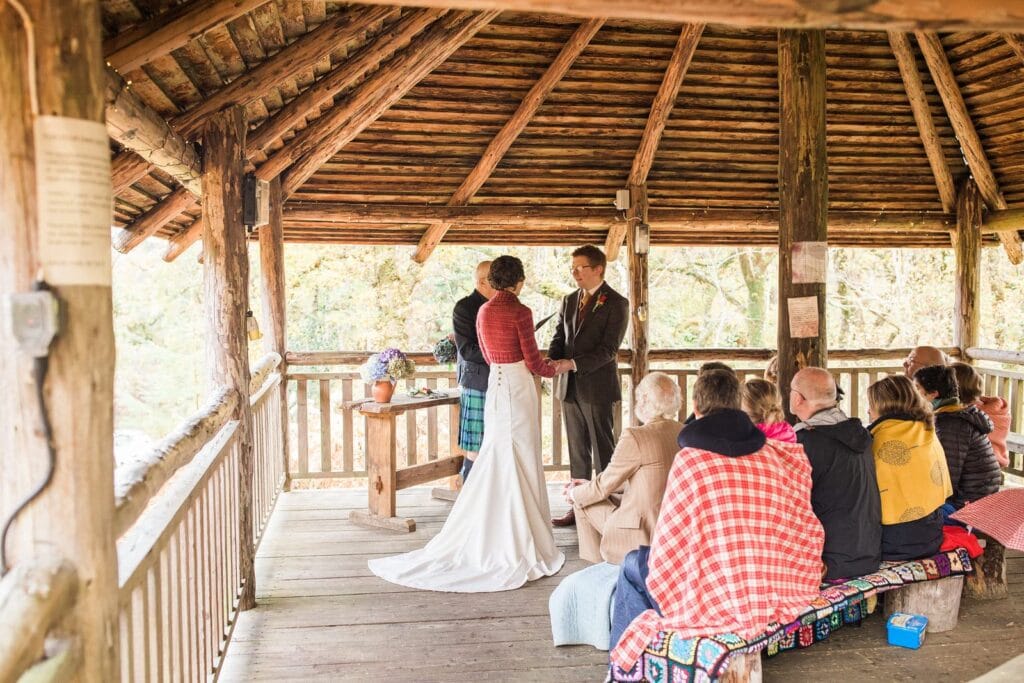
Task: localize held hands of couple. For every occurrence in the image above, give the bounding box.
[545,358,573,375]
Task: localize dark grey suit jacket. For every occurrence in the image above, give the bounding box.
[453,290,489,392]
[548,282,628,404]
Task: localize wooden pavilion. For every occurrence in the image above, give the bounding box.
[2,1,1024,680]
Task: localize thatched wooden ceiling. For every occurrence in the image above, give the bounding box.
[102,1,1024,260]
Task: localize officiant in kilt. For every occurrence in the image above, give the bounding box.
[453,261,495,481]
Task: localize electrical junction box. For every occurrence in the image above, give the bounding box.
[243,174,271,228]
[614,188,631,210]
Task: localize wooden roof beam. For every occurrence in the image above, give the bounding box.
[342,0,1024,31]
[915,31,1023,264]
[605,23,703,261]
[172,5,400,138]
[412,18,605,263]
[113,188,198,254]
[111,151,153,196]
[164,218,205,262]
[264,10,500,195]
[104,0,268,73]
[888,32,956,213]
[247,8,446,156]
[104,68,202,197]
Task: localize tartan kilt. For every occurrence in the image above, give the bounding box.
[458,388,486,452]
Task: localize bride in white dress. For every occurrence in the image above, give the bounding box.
[368,256,566,592]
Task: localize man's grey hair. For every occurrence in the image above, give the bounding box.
[635,372,682,422]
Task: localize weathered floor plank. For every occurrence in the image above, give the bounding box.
[221,485,1024,682]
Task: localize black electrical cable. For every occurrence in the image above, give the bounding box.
[0,295,58,576]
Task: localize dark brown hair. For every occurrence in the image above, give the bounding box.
[572,244,607,271]
[913,365,958,401]
[487,255,525,290]
[693,369,741,415]
[698,361,734,376]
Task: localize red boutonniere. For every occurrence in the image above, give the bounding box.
[593,293,608,312]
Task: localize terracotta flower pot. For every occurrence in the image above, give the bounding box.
[372,380,396,403]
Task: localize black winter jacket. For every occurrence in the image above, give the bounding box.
[934,405,1002,508]
[796,417,882,579]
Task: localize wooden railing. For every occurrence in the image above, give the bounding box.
[112,353,287,681]
[969,348,1024,479]
[284,351,921,480]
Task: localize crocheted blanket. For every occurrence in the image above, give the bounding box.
[609,547,974,682]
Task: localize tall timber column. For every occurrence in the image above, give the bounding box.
[202,106,257,610]
[260,178,290,489]
[627,184,650,426]
[0,0,119,677]
[778,29,828,417]
[954,178,982,353]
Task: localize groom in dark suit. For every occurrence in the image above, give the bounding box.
[548,245,629,527]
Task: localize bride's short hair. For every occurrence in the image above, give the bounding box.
[488,255,525,290]
[635,372,682,422]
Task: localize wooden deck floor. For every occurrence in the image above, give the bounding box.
[220,485,1024,682]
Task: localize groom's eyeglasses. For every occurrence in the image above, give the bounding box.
[569,265,594,274]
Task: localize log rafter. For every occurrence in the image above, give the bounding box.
[915,30,1024,263]
[887,32,956,213]
[411,17,606,263]
[104,0,268,73]
[270,11,501,196]
[605,23,704,261]
[104,68,203,197]
[171,5,400,138]
[320,0,1024,32]
[113,187,198,254]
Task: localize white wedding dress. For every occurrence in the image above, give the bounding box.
[368,360,565,592]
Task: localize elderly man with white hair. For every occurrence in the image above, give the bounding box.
[563,372,684,565]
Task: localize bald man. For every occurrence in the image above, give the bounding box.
[452,261,495,481]
[791,368,882,579]
[903,345,946,379]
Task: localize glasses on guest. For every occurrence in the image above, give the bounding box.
[569,265,594,274]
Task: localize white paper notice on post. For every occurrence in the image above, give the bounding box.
[792,241,828,284]
[34,116,113,286]
[787,296,819,338]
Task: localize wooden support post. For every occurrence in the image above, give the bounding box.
[954,179,982,352]
[260,178,289,490]
[202,106,256,611]
[966,534,1008,600]
[884,576,965,632]
[0,0,119,678]
[350,413,418,532]
[777,29,828,417]
[627,184,649,426]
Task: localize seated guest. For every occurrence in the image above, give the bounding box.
[742,378,796,442]
[566,372,684,565]
[903,345,946,378]
[684,362,735,425]
[790,368,881,580]
[764,354,778,384]
[609,370,824,670]
[867,375,951,561]
[951,361,1010,469]
[913,365,1001,510]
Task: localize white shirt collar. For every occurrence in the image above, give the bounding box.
[583,281,604,297]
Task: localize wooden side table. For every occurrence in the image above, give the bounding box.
[348,392,463,532]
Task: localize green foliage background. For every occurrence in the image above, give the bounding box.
[112,240,1023,439]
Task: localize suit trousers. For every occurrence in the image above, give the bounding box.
[574,498,613,564]
[562,393,616,480]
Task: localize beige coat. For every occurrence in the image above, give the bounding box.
[572,417,683,564]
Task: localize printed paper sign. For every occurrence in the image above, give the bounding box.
[34,115,113,286]
[787,296,819,338]
[792,241,828,284]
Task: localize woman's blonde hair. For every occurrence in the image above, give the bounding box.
[950,362,983,404]
[868,374,934,429]
[742,378,785,424]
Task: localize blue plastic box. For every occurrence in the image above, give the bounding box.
[887,613,928,649]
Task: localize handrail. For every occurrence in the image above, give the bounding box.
[249,351,282,395]
[286,347,961,366]
[966,347,1024,366]
[114,386,238,538]
[0,556,78,682]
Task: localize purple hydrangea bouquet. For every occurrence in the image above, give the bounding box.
[360,347,417,384]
